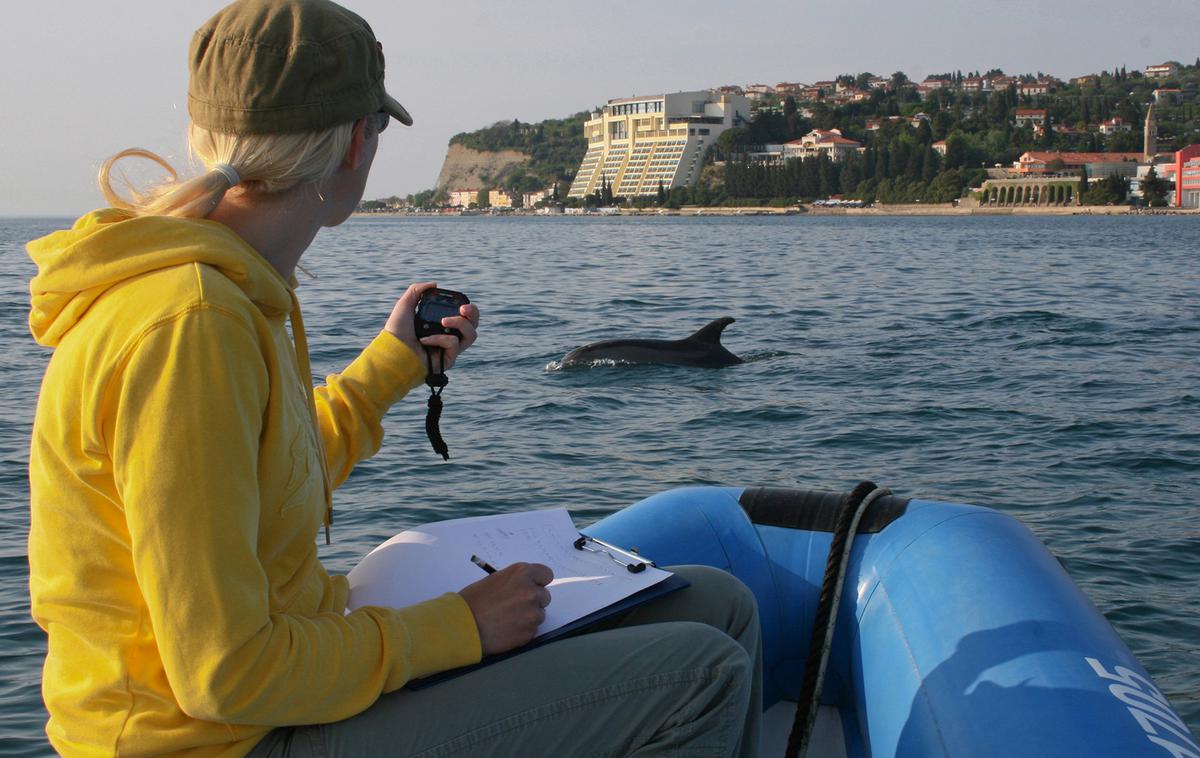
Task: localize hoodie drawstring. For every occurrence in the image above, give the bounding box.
[287,290,334,544]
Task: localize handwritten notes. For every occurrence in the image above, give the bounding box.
[346,508,672,637]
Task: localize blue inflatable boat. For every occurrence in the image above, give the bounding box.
[583,485,1199,758]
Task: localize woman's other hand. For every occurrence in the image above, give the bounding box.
[458,562,554,656]
[385,282,479,371]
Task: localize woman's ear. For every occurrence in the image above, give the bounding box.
[342,118,369,170]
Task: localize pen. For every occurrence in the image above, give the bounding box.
[470,554,497,574]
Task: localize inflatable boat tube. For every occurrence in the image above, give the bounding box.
[584,486,1199,758]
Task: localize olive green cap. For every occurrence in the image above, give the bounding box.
[188,0,412,135]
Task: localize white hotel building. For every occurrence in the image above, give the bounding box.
[568,91,751,199]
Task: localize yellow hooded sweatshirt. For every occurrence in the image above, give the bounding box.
[27,210,482,757]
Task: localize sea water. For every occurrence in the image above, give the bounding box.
[1,214,1197,750]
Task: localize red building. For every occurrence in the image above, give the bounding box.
[1160,144,1200,208]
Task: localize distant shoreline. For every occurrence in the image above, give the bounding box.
[355,204,1198,218]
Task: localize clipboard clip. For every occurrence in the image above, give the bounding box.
[573,534,653,573]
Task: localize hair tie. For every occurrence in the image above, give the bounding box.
[212,163,241,186]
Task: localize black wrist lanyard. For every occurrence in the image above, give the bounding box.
[423,346,450,460]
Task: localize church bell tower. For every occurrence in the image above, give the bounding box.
[1144,102,1159,162]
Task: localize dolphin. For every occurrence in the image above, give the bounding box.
[560,317,743,368]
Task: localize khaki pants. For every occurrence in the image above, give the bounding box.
[248,565,762,757]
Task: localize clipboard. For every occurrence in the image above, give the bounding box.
[405,570,690,689]
[572,533,654,572]
[344,508,689,688]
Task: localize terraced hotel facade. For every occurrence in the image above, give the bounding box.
[569,91,751,199]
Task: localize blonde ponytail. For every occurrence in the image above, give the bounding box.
[98,119,362,218]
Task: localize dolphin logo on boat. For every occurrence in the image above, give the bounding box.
[560,317,743,368]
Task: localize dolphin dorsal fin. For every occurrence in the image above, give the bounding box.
[687,317,735,345]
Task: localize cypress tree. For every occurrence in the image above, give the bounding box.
[906,145,924,181]
[801,158,820,198]
[922,147,940,182]
[818,155,839,197]
[840,157,863,195]
[1041,113,1054,148]
[890,141,909,178]
[915,119,933,145]
[945,134,966,169]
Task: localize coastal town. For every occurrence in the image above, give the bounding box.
[358,60,1200,215]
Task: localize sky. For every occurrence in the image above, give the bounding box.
[2,0,1199,217]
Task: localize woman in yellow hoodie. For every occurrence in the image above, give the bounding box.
[28,1,761,756]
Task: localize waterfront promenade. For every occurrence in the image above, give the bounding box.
[356,204,1199,218]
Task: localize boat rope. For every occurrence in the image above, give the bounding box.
[786,481,893,758]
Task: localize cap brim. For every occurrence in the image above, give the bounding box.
[382,93,413,126]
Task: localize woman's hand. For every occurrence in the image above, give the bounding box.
[458,562,554,656]
[384,282,480,371]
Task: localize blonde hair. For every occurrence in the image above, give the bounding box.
[99,119,369,218]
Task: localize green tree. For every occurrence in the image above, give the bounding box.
[1105,130,1138,152]
[476,188,490,208]
[921,147,941,182]
[600,175,614,206]
[839,157,863,195]
[784,96,801,139]
[1040,114,1055,148]
[716,127,749,160]
[932,110,953,141]
[924,169,966,202]
[1083,172,1128,205]
[944,134,966,169]
[915,118,933,145]
[1140,166,1171,206]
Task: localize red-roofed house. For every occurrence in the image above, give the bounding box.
[1018,80,1056,96]
[1099,117,1132,135]
[865,115,908,132]
[1015,151,1144,177]
[963,76,993,93]
[802,81,838,101]
[1014,109,1048,129]
[932,140,948,156]
[917,78,950,98]
[1145,62,1180,79]
[744,84,773,101]
[783,129,863,162]
[1154,88,1183,105]
[831,88,870,104]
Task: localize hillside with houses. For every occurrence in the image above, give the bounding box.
[360,59,1200,212]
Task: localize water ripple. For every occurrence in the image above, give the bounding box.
[2,214,1198,745]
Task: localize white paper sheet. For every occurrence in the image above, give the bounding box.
[345,508,671,636]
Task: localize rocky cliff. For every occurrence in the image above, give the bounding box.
[434,144,531,191]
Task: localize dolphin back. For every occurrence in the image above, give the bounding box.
[560,317,743,368]
[683,317,743,366]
